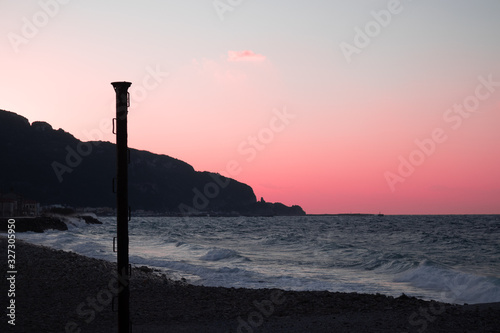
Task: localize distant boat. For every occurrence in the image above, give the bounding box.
[377,212,384,217]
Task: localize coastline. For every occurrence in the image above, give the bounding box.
[1,237,499,332]
[0,214,102,233]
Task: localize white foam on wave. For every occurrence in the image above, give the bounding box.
[62,216,88,230]
[15,222,115,262]
[10,215,500,305]
[128,253,254,285]
[395,261,500,304]
[199,248,248,262]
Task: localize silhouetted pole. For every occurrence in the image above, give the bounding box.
[112,81,132,333]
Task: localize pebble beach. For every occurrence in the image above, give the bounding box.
[1,236,500,333]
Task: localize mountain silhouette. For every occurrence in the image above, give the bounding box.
[0,109,305,216]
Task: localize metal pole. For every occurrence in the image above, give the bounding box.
[111,81,132,333]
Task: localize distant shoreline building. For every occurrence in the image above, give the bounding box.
[0,197,16,217]
[0,192,40,217]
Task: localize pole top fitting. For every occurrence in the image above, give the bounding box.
[111,81,132,92]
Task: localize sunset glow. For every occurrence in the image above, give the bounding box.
[1,1,499,214]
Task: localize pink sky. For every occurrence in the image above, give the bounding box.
[1,1,499,214]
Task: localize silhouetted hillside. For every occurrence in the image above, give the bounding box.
[0,109,305,216]
[243,201,306,216]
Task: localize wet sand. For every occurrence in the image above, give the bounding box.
[1,236,499,332]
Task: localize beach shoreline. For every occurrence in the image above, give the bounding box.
[1,236,499,332]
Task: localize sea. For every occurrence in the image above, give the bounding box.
[12,214,500,305]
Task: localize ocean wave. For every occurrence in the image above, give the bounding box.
[199,248,250,262]
[127,254,257,286]
[62,216,89,229]
[362,258,417,273]
[11,215,500,304]
[394,260,500,304]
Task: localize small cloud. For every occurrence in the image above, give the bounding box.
[227,50,266,62]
